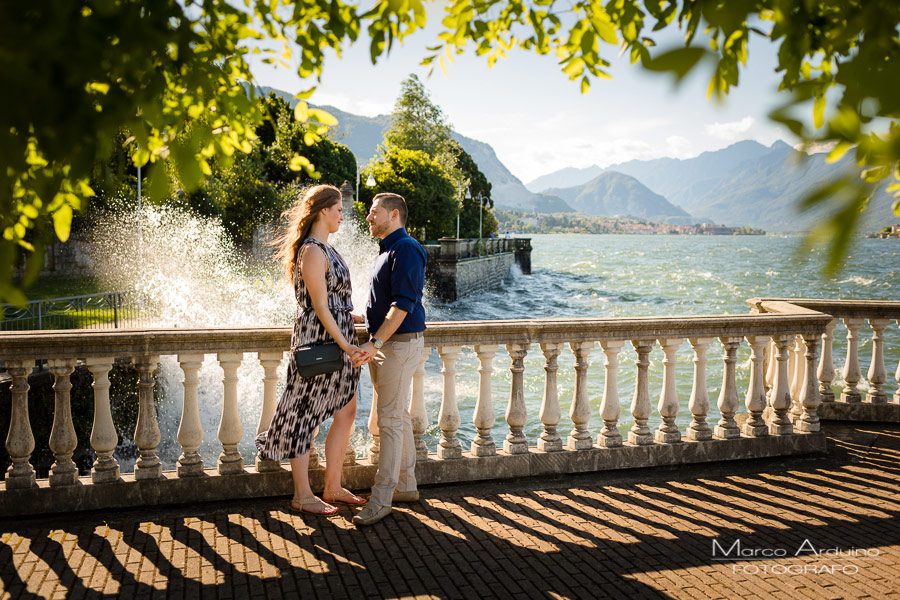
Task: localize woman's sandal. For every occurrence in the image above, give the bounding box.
[290,496,339,515]
[322,488,367,506]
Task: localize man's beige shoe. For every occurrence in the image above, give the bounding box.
[392,490,420,503]
[352,503,391,526]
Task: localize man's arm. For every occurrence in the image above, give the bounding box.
[354,306,408,366]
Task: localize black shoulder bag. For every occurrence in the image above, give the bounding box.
[293,240,343,378]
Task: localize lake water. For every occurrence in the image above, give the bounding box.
[137,225,898,468]
[348,233,900,455]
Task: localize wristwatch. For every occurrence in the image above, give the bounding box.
[371,337,384,350]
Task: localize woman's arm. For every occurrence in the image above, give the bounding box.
[300,245,365,360]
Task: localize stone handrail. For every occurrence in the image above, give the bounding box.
[3,300,889,516]
[749,297,900,406]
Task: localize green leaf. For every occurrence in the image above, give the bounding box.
[643,46,710,79]
[52,204,73,242]
[813,95,826,129]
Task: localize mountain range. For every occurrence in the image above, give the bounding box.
[528,140,899,231]
[544,172,688,220]
[260,86,896,231]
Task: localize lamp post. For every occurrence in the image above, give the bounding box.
[356,164,376,201]
[457,181,468,239]
[475,193,485,239]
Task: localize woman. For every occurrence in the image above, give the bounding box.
[256,184,370,515]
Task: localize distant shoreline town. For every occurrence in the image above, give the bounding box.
[495,209,766,236]
[868,225,900,239]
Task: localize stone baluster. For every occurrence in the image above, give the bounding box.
[504,343,530,454]
[597,341,624,448]
[743,336,770,437]
[48,359,80,486]
[769,336,793,435]
[4,360,36,489]
[789,336,805,422]
[764,338,776,398]
[134,355,163,480]
[473,344,499,456]
[655,339,682,443]
[176,354,205,477]
[797,335,822,432]
[628,340,654,445]
[537,343,563,452]
[344,420,357,466]
[818,319,838,402]
[367,388,380,464]
[255,352,285,472]
[866,319,891,404]
[567,341,594,450]
[437,345,462,459]
[410,345,431,460]
[895,320,900,404]
[86,358,120,483]
[841,318,864,403]
[217,352,244,474]
[715,337,743,439]
[686,338,714,441]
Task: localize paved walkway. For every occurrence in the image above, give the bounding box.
[2,423,899,599]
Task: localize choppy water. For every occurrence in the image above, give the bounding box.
[417,234,900,453]
[93,207,900,468]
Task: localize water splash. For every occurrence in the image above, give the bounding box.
[89,205,381,469]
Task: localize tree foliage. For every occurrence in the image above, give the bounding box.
[6,0,900,305]
[455,146,498,238]
[383,74,460,177]
[360,149,457,240]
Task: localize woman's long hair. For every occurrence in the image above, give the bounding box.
[273,184,342,284]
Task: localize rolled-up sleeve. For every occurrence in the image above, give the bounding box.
[389,241,425,313]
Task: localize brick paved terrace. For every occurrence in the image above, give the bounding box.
[1,422,898,600]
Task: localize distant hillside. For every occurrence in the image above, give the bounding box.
[526,164,604,193]
[256,86,572,213]
[531,139,897,231]
[546,172,690,220]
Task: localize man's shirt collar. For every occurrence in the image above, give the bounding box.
[379,228,407,253]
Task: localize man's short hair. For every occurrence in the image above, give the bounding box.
[373,193,408,225]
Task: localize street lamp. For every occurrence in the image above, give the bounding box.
[356,164,376,201]
[457,181,468,239]
[474,192,485,239]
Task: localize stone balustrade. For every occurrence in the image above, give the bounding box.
[4,300,894,517]
[749,298,900,422]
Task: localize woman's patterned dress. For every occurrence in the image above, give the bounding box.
[255,238,360,459]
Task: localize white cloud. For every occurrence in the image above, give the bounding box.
[705,116,755,140]
[665,135,694,159]
[311,92,392,117]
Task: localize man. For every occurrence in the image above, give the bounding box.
[352,193,427,527]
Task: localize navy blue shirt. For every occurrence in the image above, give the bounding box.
[365,228,427,335]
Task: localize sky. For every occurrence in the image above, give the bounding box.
[247,7,790,185]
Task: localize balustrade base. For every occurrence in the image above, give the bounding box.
[742,422,769,437]
[437,445,462,460]
[713,425,741,440]
[654,430,682,444]
[472,441,498,456]
[627,431,654,445]
[91,465,121,484]
[685,428,712,442]
[0,432,827,517]
[818,401,900,423]
[866,392,887,404]
[566,435,593,451]
[840,391,862,403]
[536,437,563,452]
[254,457,284,473]
[4,473,37,490]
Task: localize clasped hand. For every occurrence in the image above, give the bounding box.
[345,344,373,367]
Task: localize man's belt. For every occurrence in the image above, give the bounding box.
[390,331,424,341]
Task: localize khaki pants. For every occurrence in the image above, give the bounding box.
[368,336,424,507]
